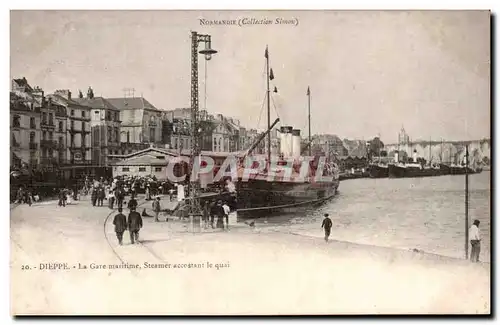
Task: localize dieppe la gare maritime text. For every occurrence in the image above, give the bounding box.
[199,18,298,27]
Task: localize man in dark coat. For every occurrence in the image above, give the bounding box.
[321,213,333,242]
[127,194,138,211]
[91,187,97,206]
[58,188,66,207]
[116,188,124,209]
[113,207,127,245]
[97,187,105,206]
[128,207,143,244]
[152,196,161,222]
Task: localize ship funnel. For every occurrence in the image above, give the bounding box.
[412,151,418,163]
[394,151,399,163]
[279,126,293,158]
[291,129,301,158]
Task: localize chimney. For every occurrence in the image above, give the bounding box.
[54,89,71,100]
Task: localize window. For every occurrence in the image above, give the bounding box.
[115,128,119,142]
[30,117,36,129]
[139,167,146,172]
[48,113,53,125]
[42,112,47,124]
[48,148,53,157]
[42,131,47,140]
[94,110,100,116]
[156,156,165,159]
[81,111,85,118]
[58,121,63,132]
[49,132,53,140]
[12,115,21,127]
[115,112,119,121]
[82,122,86,132]
[70,134,74,147]
[29,132,35,143]
[122,167,130,172]
[150,128,155,142]
[71,110,75,116]
[82,134,86,146]
[59,136,63,146]
[155,167,162,172]
[70,120,74,130]
[126,131,130,143]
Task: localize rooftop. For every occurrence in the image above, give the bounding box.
[106,97,161,112]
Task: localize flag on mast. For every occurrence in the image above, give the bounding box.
[265,46,268,59]
[307,86,310,95]
[269,68,275,81]
[273,86,278,93]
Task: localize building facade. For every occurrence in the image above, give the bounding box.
[106,96,164,154]
[74,88,121,167]
[49,89,93,166]
[10,78,42,169]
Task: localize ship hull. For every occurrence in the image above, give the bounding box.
[388,164,443,178]
[236,177,339,217]
[368,164,389,178]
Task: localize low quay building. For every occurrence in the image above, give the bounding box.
[110,146,241,183]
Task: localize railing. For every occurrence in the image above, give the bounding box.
[40,140,57,149]
[41,121,55,128]
[66,160,93,166]
[30,123,36,129]
[29,142,38,150]
[40,157,58,165]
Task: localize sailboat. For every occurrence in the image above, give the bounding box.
[235,46,340,217]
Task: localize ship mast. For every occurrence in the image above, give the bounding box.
[265,45,271,165]
[440,138,443,163]
[429,136,432,165]
[307,86,311,156]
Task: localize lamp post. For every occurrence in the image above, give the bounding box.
[188,31,217,226]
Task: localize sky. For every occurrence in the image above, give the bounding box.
[10,10,490,144]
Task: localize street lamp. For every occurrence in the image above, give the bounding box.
[199,38,217,61]
[188,31,217,224]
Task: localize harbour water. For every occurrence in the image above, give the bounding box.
[255,171,491,263]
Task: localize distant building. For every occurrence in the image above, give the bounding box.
[49,89,92,170]
[311,134,348,157]
[106,96,164,154]
[162,109,245,153]
[10,78,43,170]
[74,88,121,168]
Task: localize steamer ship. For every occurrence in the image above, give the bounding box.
[235,47,340,216]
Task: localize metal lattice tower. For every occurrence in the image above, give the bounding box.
[188,31,216,218]
[190,31,201,216]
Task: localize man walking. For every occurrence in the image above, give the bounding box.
[127,207,143,245]
[222,201,231,230]
[113,207,127,245]
[202,201,210,229]
[127,194,138,211]
[469,219,481,263]
[153,196,161,222]
[58,188,66,207]
[321,213,333,242]
[116,188,124,209]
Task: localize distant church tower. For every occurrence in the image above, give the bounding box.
[398,125,410,155]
